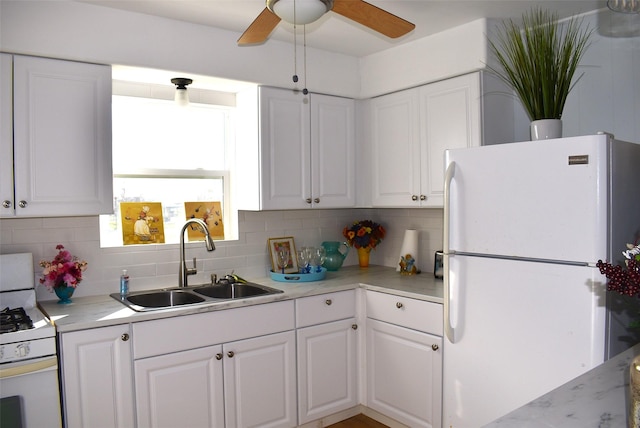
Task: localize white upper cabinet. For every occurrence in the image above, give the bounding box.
[370,72,514,208]
[370,87,422,207]
[236,86,355,210]
[0,53,14,216]
[1,54,113,217]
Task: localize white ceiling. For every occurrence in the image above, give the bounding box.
[77,0,607,57]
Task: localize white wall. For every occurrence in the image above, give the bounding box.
[0,0,360,97]
[561,9,640,143]
[0,209,444,301]
[0,1,494,100]
[359,18,490,98]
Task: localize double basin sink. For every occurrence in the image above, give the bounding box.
[111,281,283,312]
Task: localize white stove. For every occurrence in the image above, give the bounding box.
[0,252,61,428]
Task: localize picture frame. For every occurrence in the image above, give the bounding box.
[268,237,298,274]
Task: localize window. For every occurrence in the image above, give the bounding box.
[100,90,236,247]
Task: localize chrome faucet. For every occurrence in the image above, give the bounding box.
[179,218,216,287]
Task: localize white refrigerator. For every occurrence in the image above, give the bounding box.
[442,133,640,427]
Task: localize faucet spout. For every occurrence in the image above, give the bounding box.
[179,218,216,287]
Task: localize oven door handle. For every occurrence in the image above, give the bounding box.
[0,356,57,379]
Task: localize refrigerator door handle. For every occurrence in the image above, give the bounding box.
[443,161,456,343]
[443,161,455,255]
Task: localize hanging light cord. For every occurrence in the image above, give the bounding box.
[302,25,308,95]
[290,0,308,94]
[292,0,299,83]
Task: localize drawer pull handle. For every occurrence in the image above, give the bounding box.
[396,302,403,309]
[352,324,358,330]
[121,333,129,341]
[325,299,332,306]
[432,344,439,351]
[227,351,235,358]
[216,353,223,360]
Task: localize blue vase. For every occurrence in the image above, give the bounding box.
[54,286,74,304]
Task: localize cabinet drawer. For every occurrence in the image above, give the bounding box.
[296,290,356,328]
[133,300,294,359]
[366,290,442,336]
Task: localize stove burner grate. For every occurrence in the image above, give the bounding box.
[0,307,34,334]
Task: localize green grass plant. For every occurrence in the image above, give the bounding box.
[487,8,593,121]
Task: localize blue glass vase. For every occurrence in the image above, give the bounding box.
[54,286,75,304]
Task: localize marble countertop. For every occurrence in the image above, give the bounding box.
[40,265,443,332]
[484,342,640,428]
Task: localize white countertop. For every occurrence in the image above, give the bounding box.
[483,342,640,428]
[40,265,443,332]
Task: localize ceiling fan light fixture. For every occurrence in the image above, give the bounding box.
[607,0,640,13]
[267,0,333,25]
[171,77,193,106]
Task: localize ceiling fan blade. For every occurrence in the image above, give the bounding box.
[238,7,282,45]
[332,0,415,38]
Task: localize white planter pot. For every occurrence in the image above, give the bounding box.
[530,119,562,140]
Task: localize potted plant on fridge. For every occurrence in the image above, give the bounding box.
[486,7,593,140]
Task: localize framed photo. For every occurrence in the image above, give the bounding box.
[268,237,298,274]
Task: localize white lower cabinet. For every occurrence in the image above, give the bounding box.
[365,291,443,428]
[59,325,134,428]
[132,301,296,428]
[58,289,445,428]
[135,345,224,427]
[295,290,358,424]
[135,331,296,428]
[224,331,297,428]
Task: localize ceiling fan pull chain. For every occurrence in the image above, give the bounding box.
[302,25,308,95]
[292,0,299,84]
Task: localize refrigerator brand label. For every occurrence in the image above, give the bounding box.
[568,155,589,165]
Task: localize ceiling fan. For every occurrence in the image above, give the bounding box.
[238,0,416,45]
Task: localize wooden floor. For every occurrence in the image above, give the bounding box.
[327,414,389,428]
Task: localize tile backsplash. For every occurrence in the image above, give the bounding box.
[0,208,443,301]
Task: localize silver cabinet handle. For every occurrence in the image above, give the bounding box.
[227,351,234,358]
[351,324,358,330]
[215,353,223,360]
[121,333,129,341]
[432,344,439,351]
[420,195,426,201]
[396,302,403,309]
[18,200,27,208]
[2,200,11,208]
[314,198,320,203]
[411,195,418,201]
[305,198,312,204]
[325,299,332,306]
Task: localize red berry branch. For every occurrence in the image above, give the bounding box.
[597,243,640,298]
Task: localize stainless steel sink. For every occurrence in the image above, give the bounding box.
[111,281,283,312]
[193,283,276,299]
[125,290,205,308]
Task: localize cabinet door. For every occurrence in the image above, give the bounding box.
[12,55,113,216]
[258,86,310,210]
[419,73,481,206]
[310,94,355,208]
[0,53,13,216]
[135,345,225,428]
[371,88,422,207]
[224,330,297,428]
[366,319,442,428]
[297,318,358,424]
[60,325,134,428]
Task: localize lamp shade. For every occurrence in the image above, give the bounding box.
[267,0,333,25]
[174,89,189,106]
[171,77,193,107]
